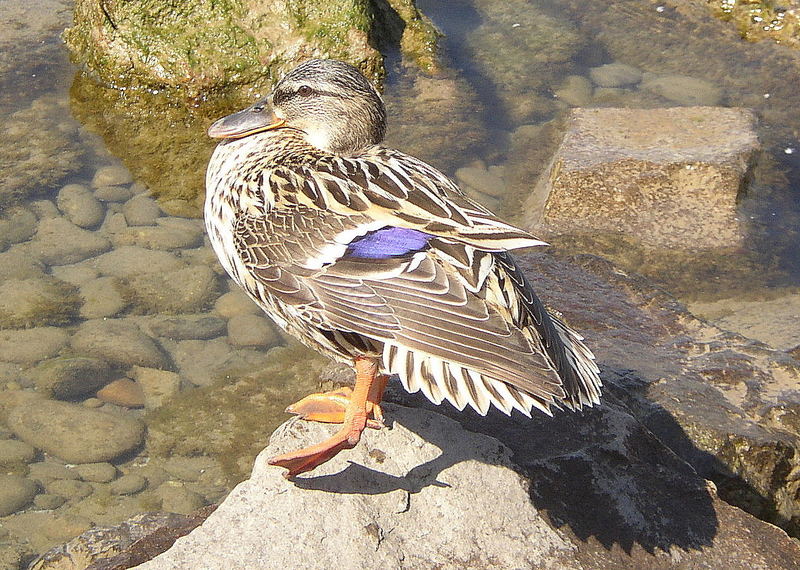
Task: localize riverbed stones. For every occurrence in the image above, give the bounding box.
[92,164,133,188]
[0,246,46,281]
[554,74,593,106]
[0,327,69,364]
[155,483,205,515]
[0,206,38,247]
[123,195,161,226]
[146,315,226,341]
[79,276,129,319]
[91,246,183,279]
[56,183,105,228]
[226,314,279,348]
[34,493,67,510]
[111,474,147,496]
[0,276,80,329]
[7,400,145,464]
[214,290,261,318]
[97,378,146,408]
[589,62,642,88]
[0,475,37,516]
[45,479,93,501]
[525,107,759,250]
[71,319,169,369]
[0,439,37,465]
[130,366,181,410]
[123,265,218,314]
[74,462,117,483]
[641,73,723,106]
[29,217,111,265]
[31,356,112,400]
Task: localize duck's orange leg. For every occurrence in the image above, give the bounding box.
[285,372,389,429]
[268,357,380,478]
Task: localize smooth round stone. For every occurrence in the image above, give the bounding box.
[0,475,37,516]
[589,62,642,87]
[91,246,183,279]
[45,479,93,500]
[123,195,161,226]
[0,276,79,329]
[79,276,129,319]
[33,493,67,510]
[110,473,147,495]
[71,319,169,369]
[92,165,133,187]
[50,263,98,286]
[0,439,37,464]
[57,183,106,228]
[28,462,79,484]
[32,356,113,400]
[96,378,145,408]
[74,462,117,483]
[130,366,181,409]
[0,247,46,281]
[0,207,37,246]
[124,265,218,314]
[82,397,104,408]
[148,315,227,341]
[554,75,593,106]
[95,185,134,203]
[162,457,213,483]
[227,313,280,348]
[100,211,129,234]
[155,482,205,514]
[455,166,507,198]
[7,400,145,464]
[214,290,261,318]
[30,217,111,265]
[167,338,235,387]
[0,327,69,364]
[112,224,203,250]
[640,74,722,106]
[29,199,60,219]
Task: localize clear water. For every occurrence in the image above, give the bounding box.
[1,0,799,563]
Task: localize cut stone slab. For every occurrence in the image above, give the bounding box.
[524,107,759,250]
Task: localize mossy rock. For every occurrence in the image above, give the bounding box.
[63,0,441,99]
[0,277,81,330]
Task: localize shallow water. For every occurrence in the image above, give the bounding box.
[1,0,799,564]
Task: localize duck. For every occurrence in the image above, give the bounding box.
[205,59,601,479]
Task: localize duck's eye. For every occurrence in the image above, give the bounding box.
[252,105,265,113]
[297,85,313,97]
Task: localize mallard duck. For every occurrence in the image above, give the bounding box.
[206,59,601,478]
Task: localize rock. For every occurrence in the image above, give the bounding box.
[553,74,593,106]
[50,262,98,286]
[91,246,183,278]
[226,313,280,348]
[28,217,111,265]
[130,366,181,409]
[0,327,69,364]
[147,314,227,341]
[31,356,113,400]
[214,289,261,318]
[155,482,206,515]
[454,166,506,198]
[689,292,800,352]
[71,319,170,369]
[73,462,117,483]
[92,165,133,187]
[0,206,38,246]
[33,493,67,510]
[589,62,642,87]
[110,474,148,496]
[525,107,759,250]
[97,378,146,408]
[7,400,145,464]
[641,74,723,106]
[56,183,106,228]
[79,276,129,319]
[0,475,37,516]
[164,338,262,387]
[45,479,93,501]
[0,439,37,465]
[111,223,203,250]
[122,265,219,314]
[161,457,212,483]
[27,462,79,485]
[137,404,800,569]
[123,194,162,226]
[95,184,134,203]
[0,276,80,329]
[0,246,46,281]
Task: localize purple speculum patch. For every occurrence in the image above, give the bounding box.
[345,226,432,259]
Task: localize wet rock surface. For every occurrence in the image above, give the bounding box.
[524,107,759,250]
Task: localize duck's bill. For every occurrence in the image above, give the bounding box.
[207,104,285,139]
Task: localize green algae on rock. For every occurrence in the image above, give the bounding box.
[63,0,441,99]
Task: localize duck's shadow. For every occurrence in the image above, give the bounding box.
[290,375,723,554]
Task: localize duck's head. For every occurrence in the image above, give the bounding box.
[208,59,386,155]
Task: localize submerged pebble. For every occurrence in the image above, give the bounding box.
[30,217,111,265]
[0,327,69,364]
[33,493,67,510]
[92,165,133,187]
[554,75,593,106]
[95,184,134,203]
[110,473,147,495]
[71,318,169,369]
[589,62,642,87]
[73,462,117,483]
[79,276,129,319]
[91,246,183,278]
[32,356,113,400]
[227,313,280,348]
[45,479,93,501]
[57,183,106,228]
[155,482,205,514]
[640,74,723,106]
[0,439,37,465]
[123,195,162,226]
[130,366,181,409]
[96,378,146,408]
[0,475,37,516]
[214,289,261,318]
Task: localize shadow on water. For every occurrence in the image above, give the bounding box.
[289,372,724,554]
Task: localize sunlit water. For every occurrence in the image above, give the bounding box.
[1,0,799,564]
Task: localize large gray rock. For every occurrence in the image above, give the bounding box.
[137,402,800,569]
[71,318,170,369]
[28,216,111,265]
[524,107,759,250]
[7,400,145,464]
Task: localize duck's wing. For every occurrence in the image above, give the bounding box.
[233,205,601,417]
[268,146,548,252]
